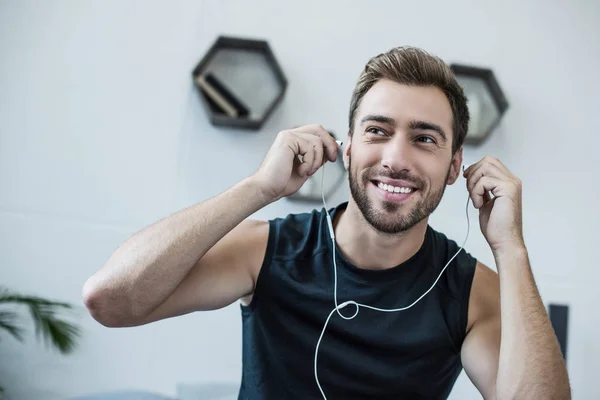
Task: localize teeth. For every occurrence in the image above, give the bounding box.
[377,182,414,194]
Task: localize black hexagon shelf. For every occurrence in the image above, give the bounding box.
[192,35,288,130]
[450,64,509,145]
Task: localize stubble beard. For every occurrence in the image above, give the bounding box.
[348,155,450,234]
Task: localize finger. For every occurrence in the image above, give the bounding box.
[471,176,501,209]
[464,156,511,181]
[466,164,496,207]
[293,135,315,177]
[303,134,324,175]
[465,160,505,193]
[483,156,512,177]
[301,124,338,162]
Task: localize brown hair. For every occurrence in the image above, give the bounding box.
[348,46,469,154]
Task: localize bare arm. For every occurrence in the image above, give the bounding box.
[132,218,269,326]
[493,246,570,399]
[82,176,272,327]
[462,253,570,400]
[462,156,570,399]
[461,262,501,400]
[82,124,339,328]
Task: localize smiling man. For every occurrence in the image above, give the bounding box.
[83,46,571,399]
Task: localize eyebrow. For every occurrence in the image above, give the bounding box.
[360,114,396,127]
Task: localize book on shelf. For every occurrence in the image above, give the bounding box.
[195,73,250,118]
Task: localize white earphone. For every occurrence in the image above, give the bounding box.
[315,151,471,399]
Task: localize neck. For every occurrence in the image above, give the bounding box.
[333,201,429,271]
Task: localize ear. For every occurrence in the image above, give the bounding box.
[343,132,351,171]
[447,147,463,185]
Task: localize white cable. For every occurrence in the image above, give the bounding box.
[315,163,471,399]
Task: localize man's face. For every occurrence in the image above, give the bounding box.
[344,79,462,234]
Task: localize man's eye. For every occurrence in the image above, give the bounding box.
[366,127,386,135]
[417,136,435,144]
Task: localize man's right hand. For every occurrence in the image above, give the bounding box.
[252,125,340,202]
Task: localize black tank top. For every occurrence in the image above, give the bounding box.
[238,202,477,399]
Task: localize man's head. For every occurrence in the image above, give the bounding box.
[343,46,469,234]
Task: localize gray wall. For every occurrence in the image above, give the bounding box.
[1,0,599,398]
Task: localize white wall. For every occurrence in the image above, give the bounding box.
[1,0,599,399]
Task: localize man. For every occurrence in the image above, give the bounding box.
[83,46,571,399]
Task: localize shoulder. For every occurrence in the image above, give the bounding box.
[269,206,326,235]
[425,227,498,323]
[239,208,321,252]
[239,207,329,306]
[427,225,476,264]
[241,207,328,279]
[215,219,270,276]
[266,206,331,259]
[466,261,500,333]
[427,225,478,299]
[228,218,270,241]
[426,226,500,333]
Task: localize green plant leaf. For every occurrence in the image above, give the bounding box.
[0,286,81,354]
[28,302,81,355]
[0,310,24,342]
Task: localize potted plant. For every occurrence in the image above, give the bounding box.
[0,286,81,397]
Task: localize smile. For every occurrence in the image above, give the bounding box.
[370,180,418,203]
[376,182,414,194]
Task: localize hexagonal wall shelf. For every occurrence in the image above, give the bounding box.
[450,64,509,145]
[192,35,288,130]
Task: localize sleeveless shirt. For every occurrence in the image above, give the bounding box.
[238,202,477,399]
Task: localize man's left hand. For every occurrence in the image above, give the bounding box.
[463,156,525,254]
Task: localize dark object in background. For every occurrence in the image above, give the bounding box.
[450,64,509,146]
[192,35,288,130]
[548,303,569,361]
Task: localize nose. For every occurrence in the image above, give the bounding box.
[380,136,413,173]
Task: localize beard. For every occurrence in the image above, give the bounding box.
[348,155,450,234]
